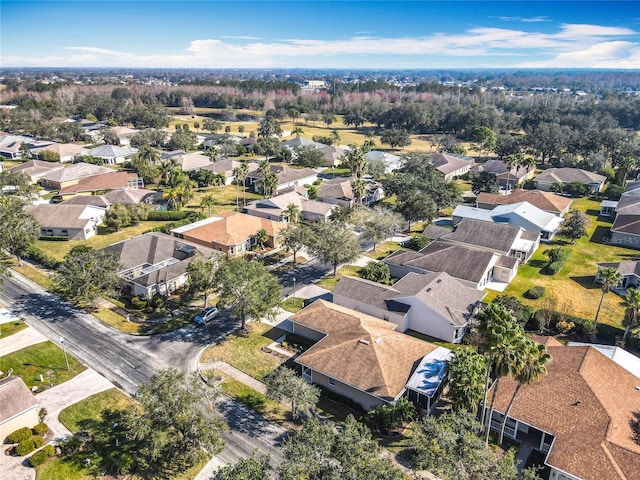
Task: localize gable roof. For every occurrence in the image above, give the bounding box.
[534,167,606,185]
[8,159,64,179]
[476,190,572,215]
[470,159,533,179]
[422,224,452,240]
[172,211,286,246]
[248,165,317,186]
[61,195,111,209]
[102,233,216,287]
[200,159,258,177]
[611,214,640,236]
[40,162,114,183]
[292,300,438,402]
[614,195,640,216]
[30,143,88,157]
[283,137,325,149]
[104,188,160,205]
[25,204,105,230]
[440,218,527,253]
[491,345,640,480]
[0,376,38,424]
[86,145,138,159]
[597,260,640,276]
[59,171,139,195]
[429,152,474,176]
[385,242,499,284]
[453,201,564,234]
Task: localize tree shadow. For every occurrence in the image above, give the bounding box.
[569,276,601,290]
[630,411,640,445]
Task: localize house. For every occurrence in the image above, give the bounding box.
[290,300,448,411]
[247,165,317,194]
[426,218,540,263]
[85,145,138,165]
[316,176,384,207]
[200,159,258,185]
[8,160,64,184]
[162,151,213,172]
[476,190,572,216]
[428,152,474,180]
[58,171,143,198]
[384,241,518,290]
[282,137,325,151]
[0,134,34,159]
[171,211,286,256]
[484,342,640,480]
[365,150,401,173]
[25,204,106,240]
[452,201,564,241]
[110,126,138,146]
[30,142,89,163]
[39,162,115,190]
[101,233,217,299]
[0,376,39,444]
[317,145,348,167]
[607,196,640,249]
[61,195,112,209]
[333,272,485,343]
[244,190,335,223]
[595,261,640,289]
[103,188,162,206]
[533,168,607,193]
[470,159,536,188]
[566,342,640,379]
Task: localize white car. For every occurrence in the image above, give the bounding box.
[194,306,219,325]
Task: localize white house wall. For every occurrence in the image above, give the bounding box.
[392,296,461,343]
[306,368,387,411]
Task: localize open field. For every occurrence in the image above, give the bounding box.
[200,322,284,380]
[484,198,637,330]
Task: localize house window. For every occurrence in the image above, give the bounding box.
[328,378,336,387]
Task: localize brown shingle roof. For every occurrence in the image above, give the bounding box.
[429,152,474,175]
[491,345,640,480]
[292,300,437,401]
[476,190,572,215]
[611,214,640,236]
[0,376,38,424]
[177,211,285,246]
[59,171,137,195]
[40,162,114,183]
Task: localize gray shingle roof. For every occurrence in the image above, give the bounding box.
[534,167,606,185]
[429,152,474,175]
[441,218,523,253]
[40,162,114,183]
[0,376,38,423]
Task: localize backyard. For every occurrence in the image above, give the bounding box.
[484,197,637,332]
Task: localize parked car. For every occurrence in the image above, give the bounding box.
[193,306,219,325]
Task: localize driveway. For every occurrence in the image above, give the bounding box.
[0,327,48,356]
[35,369,115,441]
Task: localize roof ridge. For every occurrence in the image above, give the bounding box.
[600,441,630,480]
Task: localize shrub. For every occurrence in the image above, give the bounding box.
[524,286,546,299]
[8,427,33,443]
[545,261,563,275]
[38,408,47,422]
[556,320,575,334]
[24,245,59,269]
[32,423,48,436]
[33,436,44,449]
[29,450,49,467]
[147,210,191,221]
[38,235,70,241]
[42,444,55,456]
[130,296,147,310]
[403,236,431,251]
[16,438,37,456]
[148,294,165,310]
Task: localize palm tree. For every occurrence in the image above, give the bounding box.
[347,146,367,178]
[264,172,279,198]
[622,287,640,342]
[135,145,161,166]
[164,188,180,211]
[284,203,300,223]
[362,138,376,153]
[254,228,269,250]
[159,159,178,185]
[205,146,219,164]
[291,126,304,138]
[257,160,272,198]
[237,161,250,207]
[594,267,622,333]
[200,194,218,216]
[497,340,551,445]
[351,179,366,208]
[232,166,241,211]
[330,129,341,146]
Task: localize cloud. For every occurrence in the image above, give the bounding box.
[497,16,551,23]
[2,23,638,68]
[220,35,261,40]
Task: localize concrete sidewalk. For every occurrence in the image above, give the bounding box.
[0,327,48,356]
[200,361,268,395]
[35,369,115,441]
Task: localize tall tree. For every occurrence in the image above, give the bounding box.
[281,224,310,265]
[448,347,487,414]
[52,248,120,307]
[0,196,39,266]
[104,203,132,231]
[561,209,589,242]
[200,194,218,216]
[594,267,622,333]
[283,202,300,223]
[215,258,282,330]
[471,171,499,195]
[292,145,324,168]
[621,287,640,342]
[187,255,221,308]
[124,369,226,476]
[305,222,362,275]
[264,367,320,419]
[211,454,271,480]
[498,340,551,445]
[351,206,403,252]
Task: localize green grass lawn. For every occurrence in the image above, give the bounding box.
[485,198,637,331]
[281,297,305,313]
[93,307,145,334]
[184,184,262,214]
[0,319,27,337]
[58,388,132,433]
[219,376,287,423]
[365,241,403,260]
[0,341,85,391]
[200,322,284,380]
[11,263,52,288]
[317,264,362,290]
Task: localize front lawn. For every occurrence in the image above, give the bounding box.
[0,319,27,337]
[317,264,362,290]
[0,341,85,391]
[200,322,284,380]
[11,263,52,289]
[93,307,145,334]
[219,376,287,423]
[365,241,403,260]
[58,388,132,433]
[281,297,304,313]
[485,198,636,331]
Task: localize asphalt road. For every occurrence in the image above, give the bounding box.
[0,271,285,469]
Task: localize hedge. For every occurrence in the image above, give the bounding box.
[524,286,546,299]
[131,296,147,310]
[542,249,572,276]
[16,436,44,456]
[529,309,592,335]
[32,423,48,435]
[147,210,191,221]
[38,235,70,242]
[28,444,55,467]
[25,245,59,270]
[7,427,32,443]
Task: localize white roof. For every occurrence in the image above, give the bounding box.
[87,145,138,158]
[454,201,563,234]
[170,215,221,234]
[405,346,452,397]
[567,343,640,380]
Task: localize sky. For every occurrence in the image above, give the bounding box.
[1,1,639,69]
